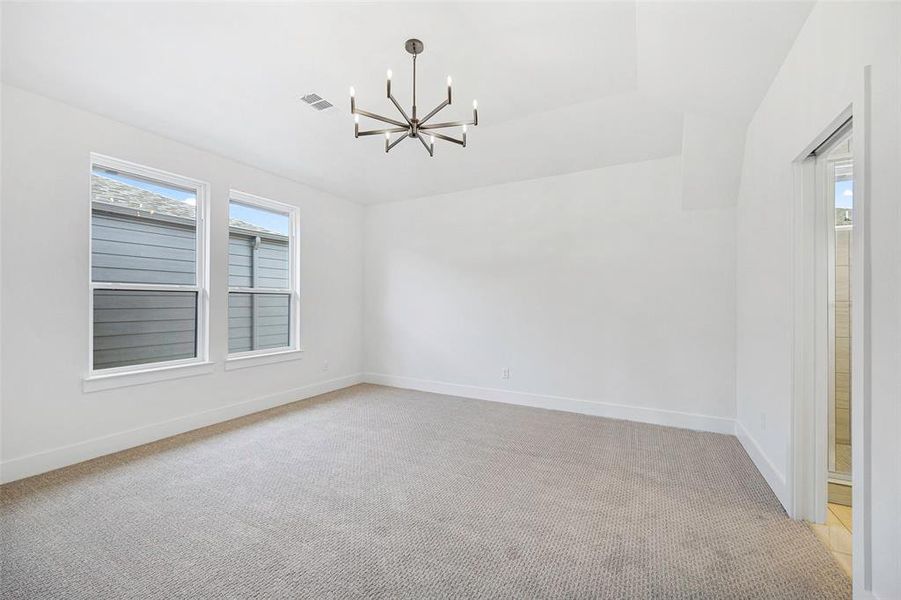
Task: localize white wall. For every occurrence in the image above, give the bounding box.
[364,156,736,433]
[0,85,364,482]
[735,2,900,597]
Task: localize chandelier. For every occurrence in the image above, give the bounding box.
[350,38,478,156]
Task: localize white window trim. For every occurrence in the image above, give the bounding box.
[224,348,304,371]
[226,189,301,363]
[86,153,211,388]
[83,360,216,393]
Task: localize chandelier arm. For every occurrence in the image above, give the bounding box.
[416,132,434,157]
[386,131,411,152]
[387,93,414,126]
[353,108,408,128]
[357,126,409,137]
[418,99,450,126]
[419,119,476,130]
[428,131,465,146]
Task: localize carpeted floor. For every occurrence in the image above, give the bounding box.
[1,384,850,599]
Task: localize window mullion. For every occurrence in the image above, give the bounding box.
[92,282,200,292]
[228,287,292,294]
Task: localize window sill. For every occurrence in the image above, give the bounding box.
[83,361,216,393]
[225,348,304,371]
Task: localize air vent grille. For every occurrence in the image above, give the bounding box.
[301,93,333,111]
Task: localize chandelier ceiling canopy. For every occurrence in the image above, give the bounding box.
[350,38,478,157]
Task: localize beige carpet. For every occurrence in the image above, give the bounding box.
[1,384,849,599]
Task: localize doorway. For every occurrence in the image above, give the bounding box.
[808,119,854,577]
[822,130,853,500]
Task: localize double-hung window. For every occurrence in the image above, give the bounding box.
[89,154,209,374]
[227,191,299,357]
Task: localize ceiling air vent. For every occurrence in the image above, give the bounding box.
[301,93,333,111]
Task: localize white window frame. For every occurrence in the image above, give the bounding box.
[225,189,301,364]
[86,153,211,384]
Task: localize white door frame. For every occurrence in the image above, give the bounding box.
[791,141,831,525]
[813,128,853,488]
[789,66,874,593]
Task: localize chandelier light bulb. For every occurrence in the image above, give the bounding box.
[385,132,390,140]
[354,114,359,124]
[462,124,467,133]
[473,99,478,109]
[349,86,355,97]
[387,69,393,80]
[447,76,452,86]
[430,135,436,146]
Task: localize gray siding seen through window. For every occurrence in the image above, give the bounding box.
[228,293,290,353]
[93,289,197,369]
[228,234,289,289]
[228,231,290,353]
[92,213,196,285]
[90,213,291,365]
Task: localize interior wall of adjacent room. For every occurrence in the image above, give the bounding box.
[0,85,364,481]
[734,2,900,597]
[363,155,737,431]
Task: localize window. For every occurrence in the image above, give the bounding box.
[89,155,209,374]
[227,191,298,357]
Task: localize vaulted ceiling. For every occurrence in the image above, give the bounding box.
[1,2,813,204]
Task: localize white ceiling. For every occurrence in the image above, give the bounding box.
[1,2,813,204]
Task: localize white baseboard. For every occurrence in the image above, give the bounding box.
[0,373,363,484]
[364,373,736,435]
[735,419,789,511]
[6,372,792,525]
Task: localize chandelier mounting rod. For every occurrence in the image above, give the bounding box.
[412,53,417,120]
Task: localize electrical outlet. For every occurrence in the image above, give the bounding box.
[502,368,510,380]
[322,360,329,372]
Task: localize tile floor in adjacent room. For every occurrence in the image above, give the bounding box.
[809,503,853,577]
